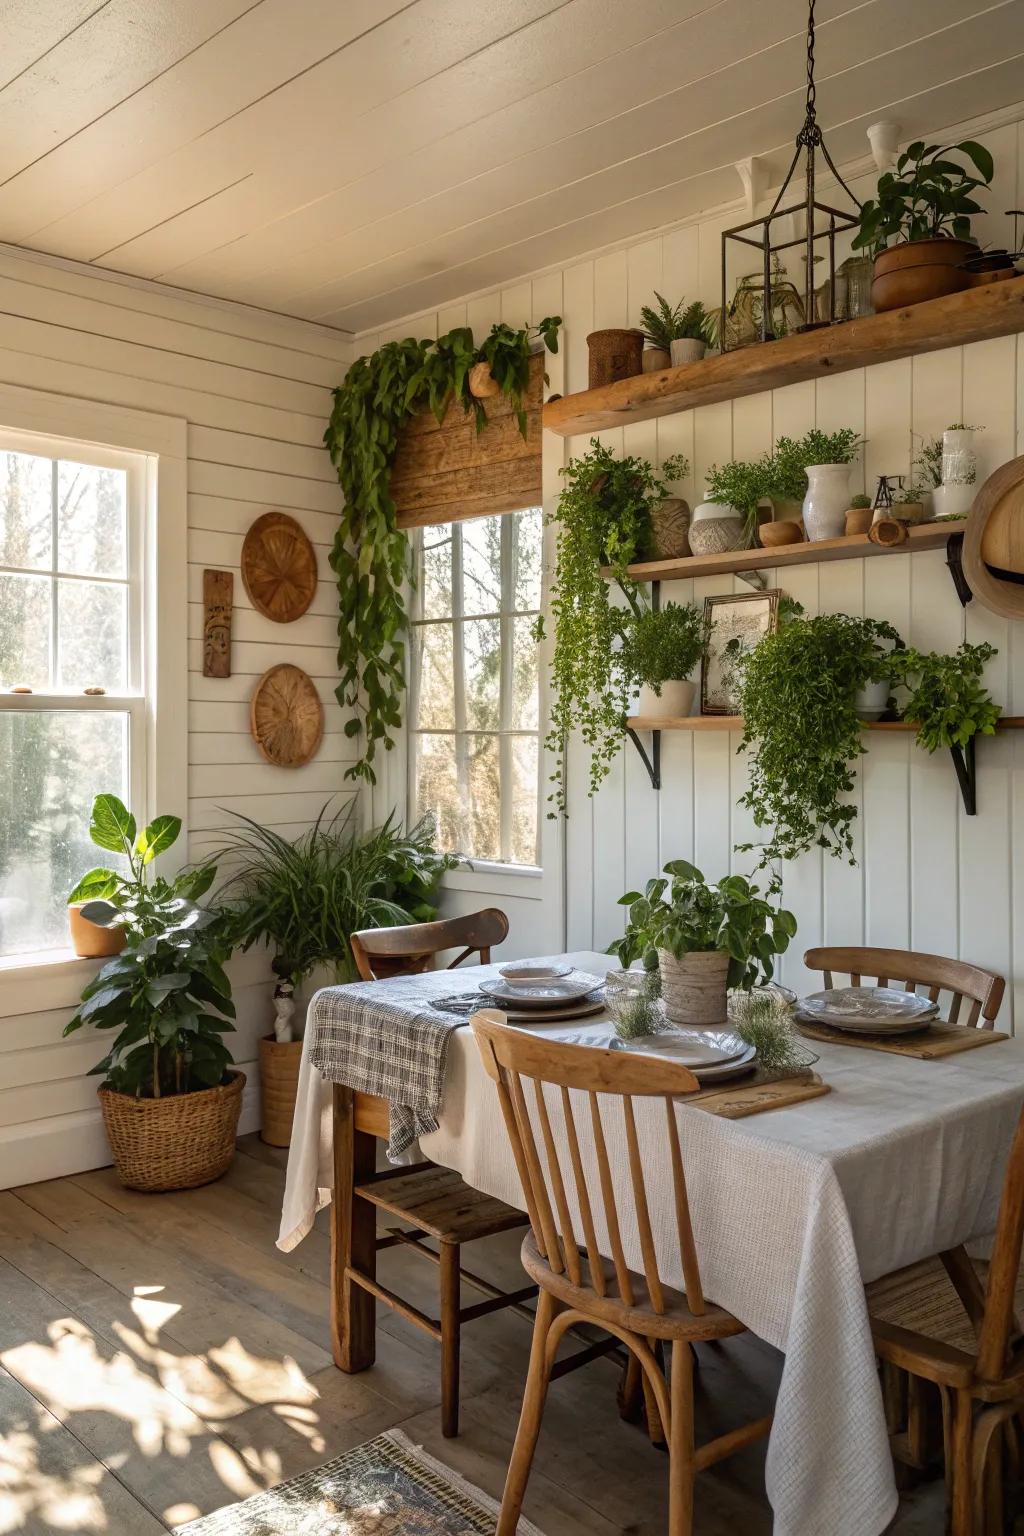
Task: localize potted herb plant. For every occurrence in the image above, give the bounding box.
[609,861,796,1027]
[693,457,770,553]
[619,601,705,720]
[536,440,687,813]
[65,795,238,1192]
[735,612,903,873]
[769,428,863,542]
[214,805,457,1146]
[639,292,714,369]
[893,641,1001,752]
[853,139,994,312]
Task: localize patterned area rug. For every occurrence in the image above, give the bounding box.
[176,1428,545,1535]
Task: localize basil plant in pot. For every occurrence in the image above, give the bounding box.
[618,601,705,721]
[610,861,797,1028]
[65,795,238,1193]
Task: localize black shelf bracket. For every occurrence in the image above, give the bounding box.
[949,734,978,816]
[946,532,972,606]
[627,725,661,790]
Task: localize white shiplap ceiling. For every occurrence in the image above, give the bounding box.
[2,0,1023,333]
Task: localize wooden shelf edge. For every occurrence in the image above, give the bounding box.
[602,519,966,584]
[545,278,1024,438]
[626,715,1024,733]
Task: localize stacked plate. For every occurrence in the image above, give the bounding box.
[795,986,938,1035]
[479,963,606,1023]
[542,1026,757,1083]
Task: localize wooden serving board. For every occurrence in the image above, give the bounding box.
[682,1069,830,1119]
[795,1019,1010,1058]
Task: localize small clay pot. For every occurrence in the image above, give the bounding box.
[642,346,670,374]
[845,506,874,535]
[68,902,125,959]
[758,520,804,549]
[586,329,644,388]
[468,362,500,399]
[871,239,976,313]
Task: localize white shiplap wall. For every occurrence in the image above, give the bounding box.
[361,106,1024,1030]
[0,248,351,1186]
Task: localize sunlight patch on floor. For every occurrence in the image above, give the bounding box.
[0,1425,108,1533]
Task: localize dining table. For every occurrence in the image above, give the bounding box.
[278,949,1024,1536]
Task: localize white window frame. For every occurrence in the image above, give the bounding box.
[0,384,187,980]
[407,509,543,874]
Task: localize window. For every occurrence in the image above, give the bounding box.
[0,433,147,959]
[410,509,542,867]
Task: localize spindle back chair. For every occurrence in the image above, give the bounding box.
[804,946,1004,1029]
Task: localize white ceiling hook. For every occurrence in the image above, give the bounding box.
[867,122,900,174]
[735,155,769,218]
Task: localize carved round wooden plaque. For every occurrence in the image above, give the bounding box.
[241,511,317,623]
[250,664,323,767]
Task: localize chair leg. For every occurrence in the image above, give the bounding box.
[440,1241,461,1439]
[667,1338,695,1536]
[496,1289,559,1536]
[949,1388,973,1536]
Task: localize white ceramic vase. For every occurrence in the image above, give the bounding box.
[670,337,706,366]
[802,463,851,541]
[637,679,695,720]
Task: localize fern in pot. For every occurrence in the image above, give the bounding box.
[64,795,238,1192]
[639,292,714,369]
[619,601,705,721]
[609,860,796,1028]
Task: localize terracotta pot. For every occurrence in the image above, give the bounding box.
[642,346,670,374]
[769,497,804,524]
[468,362,501,399]
[870,239,976,313]
[658,949,730,1028]
[758,520,804,549]
[649,497,690,559]
[637,679,696,720]
[586,329,644,388]
[845,506,874,536]
[259,1034,303,1147]
[68,902,125,959]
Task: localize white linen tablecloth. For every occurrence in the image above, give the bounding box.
[279,951,1024,1536]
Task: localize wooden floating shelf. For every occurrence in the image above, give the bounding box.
[545,277,1024,438]
[604,519,966,585]
[626,715,1024,733]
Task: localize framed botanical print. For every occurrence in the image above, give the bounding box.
[701,590,781,714]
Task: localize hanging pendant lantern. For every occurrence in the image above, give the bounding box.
[720,0,861,351]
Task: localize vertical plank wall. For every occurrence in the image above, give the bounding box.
[0,248,352,1184]
[360,108,1024,1029]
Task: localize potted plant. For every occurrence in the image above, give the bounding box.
[893,641,1001,752]
[214,805,458,1145]
[619,601,705,720]
[694,457,770,553]
[64,795,238,1192]
[468,317,561,435]
[852,139,994,312]
[639,292,714,369]
[891,484,926,524]
[735,612,903,873]
[536,440,687,813]
[769,429,863,542]
[846,494,874,536]
[609,861,796,1027]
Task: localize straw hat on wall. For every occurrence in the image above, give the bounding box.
[962,455,1024,619]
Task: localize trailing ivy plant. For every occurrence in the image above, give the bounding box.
[324,317,560,783]
[535,439,686,815]
[735,613,902,877]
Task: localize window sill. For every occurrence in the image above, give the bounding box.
[0,947,100,982]
[444,863,544,900]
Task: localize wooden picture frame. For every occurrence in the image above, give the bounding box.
[701,589,780,715]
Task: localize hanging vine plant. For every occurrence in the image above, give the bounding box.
[324,318,560,783]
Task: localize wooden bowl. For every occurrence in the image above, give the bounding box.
[758,520,804,549]
[845,507,874,535]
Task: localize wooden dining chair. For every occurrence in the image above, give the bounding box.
[865,1101,1024,1535]
[472,1009,772,1536]
[803,946,1005,1029]
[346,907,534,1439]
[350,906,509,983]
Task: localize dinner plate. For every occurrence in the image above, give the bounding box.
[796,985,938,1033]
[539,1028,751,1070]
[479,972,604,1005]
[503,997,606,1025]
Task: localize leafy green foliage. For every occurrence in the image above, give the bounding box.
[535,439,687,814]
[324,318,561,784]
[639,293,714,349]
[767,429,864,503]
[64,795,232,1099]
[618,602,705,689]
[212,803,459,985]
[736,614,903,873]
[853,139,994,254]
[608,861,796,990]
[704,456,771,543]
[849,494,873,510]
[896,642,1000,751]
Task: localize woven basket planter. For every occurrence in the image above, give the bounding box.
[586,328,644,388]
[259,1034,302,1147]
[98,1071,245,1192]
[658,950,730,1028]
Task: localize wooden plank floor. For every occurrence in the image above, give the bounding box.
[0,1136,953,1534]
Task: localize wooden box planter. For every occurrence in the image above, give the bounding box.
[259,1034,303,1147]
[99,1071,244,1192]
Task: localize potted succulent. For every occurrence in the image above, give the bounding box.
[696,457,771,554]
[214,805,458,1146]
[853,139,994,312]
[65,795,238,1192]
[846,494,874,536]
[536,440,687,813]
[639,292,714,369]
[769,429,863,542]
[619,601,705,720]
[609,861,796,1027]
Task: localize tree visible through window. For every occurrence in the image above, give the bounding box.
[0,442,141,959]
[410,509,542,866]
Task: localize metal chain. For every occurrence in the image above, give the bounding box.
[806,0,816,118]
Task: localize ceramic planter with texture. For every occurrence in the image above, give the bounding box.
[637,679,696,720]
[802,464,850,542]
[659,949,730,1027]
[649,496,690,559]
[687,500,748,557]
[99,1071,245,1192]
[870,238,976,313]
[670,337,706,366]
